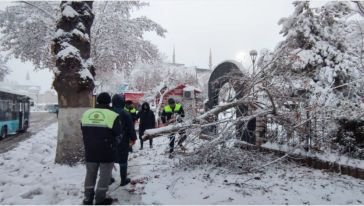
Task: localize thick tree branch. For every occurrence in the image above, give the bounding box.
[142,97,274,140]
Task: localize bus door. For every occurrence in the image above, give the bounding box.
[18,101,24,131]
[24,101,30,128]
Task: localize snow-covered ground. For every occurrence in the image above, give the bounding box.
[1,123,364,204]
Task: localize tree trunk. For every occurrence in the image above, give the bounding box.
[52,1,95,165]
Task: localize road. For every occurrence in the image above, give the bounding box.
[0,112,58,154]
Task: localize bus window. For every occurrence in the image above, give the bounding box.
[5,100,11,120]
[0,100,4,119]
[25,102,29,112]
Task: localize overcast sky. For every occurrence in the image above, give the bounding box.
[0,0,326,92]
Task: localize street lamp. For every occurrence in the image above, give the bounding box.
[249,50,258,76]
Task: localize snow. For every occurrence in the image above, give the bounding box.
[62,5,79,18]
[263,141,364,170]
[79,69,93,81]
[0,123,84,204]
[184,85,201,93]
[1,122,364,204]
[72,29,90,41]
[56,42,80,61]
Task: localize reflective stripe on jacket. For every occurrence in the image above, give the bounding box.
[164,103,182,113]
[124,107,138,114]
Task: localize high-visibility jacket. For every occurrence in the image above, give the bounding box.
[124,107,138,114]
[161,103,185,124]
[124,107,138,122]
[81,106,122,162]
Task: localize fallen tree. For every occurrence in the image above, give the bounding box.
[142,91,276,141]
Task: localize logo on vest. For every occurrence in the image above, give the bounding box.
[88,111,105,123]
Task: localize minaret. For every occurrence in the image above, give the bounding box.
[209,48,212,70]
[172,46,176,64]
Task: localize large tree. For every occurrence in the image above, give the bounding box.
[257,1,364,156]
[0,1,166,164]
[268,1,361,114]
[52,1,95,164]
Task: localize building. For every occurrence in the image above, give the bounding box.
[156,84,202,118]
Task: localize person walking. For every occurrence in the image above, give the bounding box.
[112,94,137,186]
[81,92,122,205]
[137,102,156,149]
[161,98,186,157]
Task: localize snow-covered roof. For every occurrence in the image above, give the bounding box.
[184,85,202,93]
[0,84,31,98]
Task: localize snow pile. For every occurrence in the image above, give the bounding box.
[131,137,364,205]
[0,123,364,204]
[0,123,85,204]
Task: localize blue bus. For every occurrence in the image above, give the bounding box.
[0,90,31,140]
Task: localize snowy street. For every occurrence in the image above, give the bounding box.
[1,0,364,205]
[0,122,363,205]
[0,112,57,154]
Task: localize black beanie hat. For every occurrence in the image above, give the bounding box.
[97,92,111,105]
[168,98,175,104]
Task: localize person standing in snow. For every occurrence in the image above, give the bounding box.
[137,102,156,149]
[124,100,138,123]
[111,94,137,186]
[124,100,138,153]
[161,98,186,156]
[81,92,122,205]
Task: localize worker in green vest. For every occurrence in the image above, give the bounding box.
[81,92,122,205]
[124,100,138,153]
[161,98,186,157]
[124,100,138,123]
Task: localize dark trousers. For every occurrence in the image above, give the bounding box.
[139,129,153,149]
[169,130,187,153]
[119,163,128,183]
[84,162,113,204]
[118,150,129,182]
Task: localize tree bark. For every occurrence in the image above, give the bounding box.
[52,1,95,165]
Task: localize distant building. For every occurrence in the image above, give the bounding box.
[38,90,58,104]
[168,47,212,96]
[156,84,202,118]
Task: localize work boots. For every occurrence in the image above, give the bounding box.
[119,164,131,186]
[95,197,115,205]
[120,178,131,186]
